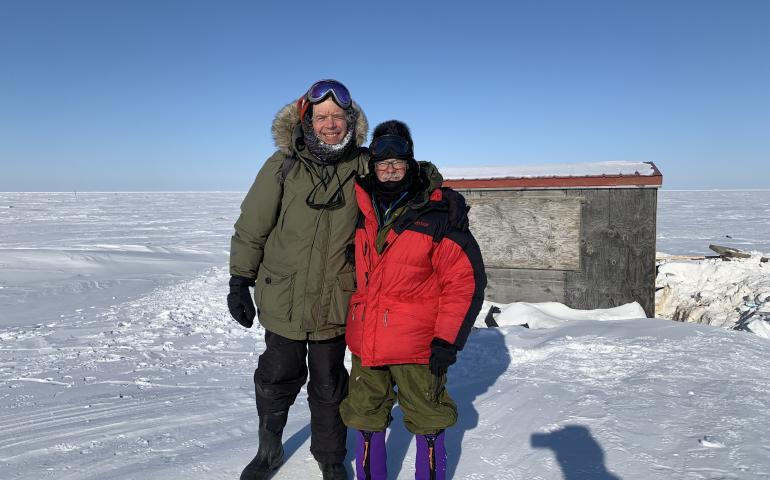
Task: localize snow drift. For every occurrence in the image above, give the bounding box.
[656,253,770,338]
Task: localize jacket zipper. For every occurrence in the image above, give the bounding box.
[384,309,389,327]
[316,210,332,338]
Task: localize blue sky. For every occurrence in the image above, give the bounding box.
[1,0,768,191]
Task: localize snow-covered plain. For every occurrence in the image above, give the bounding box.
[1,191,769,479]
[656,190,770,256]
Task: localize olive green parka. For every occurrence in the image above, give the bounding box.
[230,100,370,340]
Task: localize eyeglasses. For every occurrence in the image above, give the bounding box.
[374,159,408,171]
[299,79,352,119]
[370,135,413,162]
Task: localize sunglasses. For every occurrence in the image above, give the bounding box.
[370,135,413,162]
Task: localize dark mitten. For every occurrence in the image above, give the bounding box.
[440,187,470,231]
[429,337,458,377]
[227,275,256,328]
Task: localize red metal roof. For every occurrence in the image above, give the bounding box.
[442,162,662,189]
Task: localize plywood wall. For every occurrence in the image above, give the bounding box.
[467,195,582,269]
[461,188,658,317]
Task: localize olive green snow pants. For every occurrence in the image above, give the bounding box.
[340,355,457,435]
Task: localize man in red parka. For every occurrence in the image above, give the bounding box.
[339,120,486,480]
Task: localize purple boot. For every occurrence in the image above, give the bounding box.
[416,430,446,480]
[356,430,387,480]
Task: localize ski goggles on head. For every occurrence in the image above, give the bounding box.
[299,79,352,119]
[370,134,413,161]
[307,79,351,108]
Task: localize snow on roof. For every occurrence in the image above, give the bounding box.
[440,161,657,180]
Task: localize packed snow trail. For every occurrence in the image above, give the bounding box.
[2,268,770,479]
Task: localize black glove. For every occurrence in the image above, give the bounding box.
[227,275,256,328]
[440,187,470,231]
[428,337,458,377]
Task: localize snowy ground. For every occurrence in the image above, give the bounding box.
[2,191,770,479]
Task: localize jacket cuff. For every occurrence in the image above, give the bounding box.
[229,275,256,288]
[430,337,458,353]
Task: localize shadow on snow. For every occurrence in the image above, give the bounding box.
[531,424,622,480]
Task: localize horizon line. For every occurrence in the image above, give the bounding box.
[3,188,770,194]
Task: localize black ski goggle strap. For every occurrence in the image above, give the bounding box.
[370,135,413,162]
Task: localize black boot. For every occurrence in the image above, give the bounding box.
[318,461,347,480]
[240,428,284,480]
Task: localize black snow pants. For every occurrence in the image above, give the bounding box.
[254,330,349,464]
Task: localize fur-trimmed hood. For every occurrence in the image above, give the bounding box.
[271,100,368,155]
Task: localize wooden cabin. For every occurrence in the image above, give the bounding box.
[442,161,663,317]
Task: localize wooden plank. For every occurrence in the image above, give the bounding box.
[611,189,657,316]
[563,189,657,316]
[558,189,647,315]
[608,189,657,256]
[485,268,566,303]
[709,244,751,259]
[459,189,569,200]
[564,189,607,308]
[656,255,707,261]
[467,195,582,270]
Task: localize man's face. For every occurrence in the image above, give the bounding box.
[311,98,348,145]
[374,159,408,182]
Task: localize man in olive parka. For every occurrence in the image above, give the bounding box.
[228,80,365,480]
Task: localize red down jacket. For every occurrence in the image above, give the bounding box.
[346,180,486,367]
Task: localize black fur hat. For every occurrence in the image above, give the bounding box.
[371,120,414,151]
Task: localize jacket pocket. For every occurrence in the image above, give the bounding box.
[255,264,296,320]
[344,299,365,355]
[328,270,357,325]
[347,297,364,323]
[377,302,436,360]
